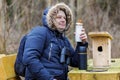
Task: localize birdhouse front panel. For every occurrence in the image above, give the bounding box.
[92,37,111,68]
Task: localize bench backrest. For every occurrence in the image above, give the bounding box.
[0,54,17,80]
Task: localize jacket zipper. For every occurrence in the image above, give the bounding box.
[48,43,53,60]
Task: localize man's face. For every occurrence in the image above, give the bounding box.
[54,10,66,32]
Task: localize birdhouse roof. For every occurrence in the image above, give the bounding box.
[88,32,113,40]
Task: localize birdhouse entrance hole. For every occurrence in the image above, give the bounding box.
[98,46,103,52]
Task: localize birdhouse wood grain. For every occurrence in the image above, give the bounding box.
[88,32,113,68]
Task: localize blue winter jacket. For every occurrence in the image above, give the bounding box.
[23,8,88,80]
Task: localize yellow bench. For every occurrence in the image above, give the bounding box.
[1,54,120,80]
[0,54,18,80]
[68,59,120,80]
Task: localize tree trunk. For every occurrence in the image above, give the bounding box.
[0,0,7,54]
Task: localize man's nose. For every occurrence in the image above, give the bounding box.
[61,17,66,22]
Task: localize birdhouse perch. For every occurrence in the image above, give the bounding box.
[88,32,113,68]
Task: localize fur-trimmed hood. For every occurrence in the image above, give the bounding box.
[46,3,73,31]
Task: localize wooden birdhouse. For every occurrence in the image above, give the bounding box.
[88,32,113,68]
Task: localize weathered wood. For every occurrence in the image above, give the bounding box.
[68,59,120,80]
[88,32,113,40]
[0,54,17,80]
[88,32,113,68]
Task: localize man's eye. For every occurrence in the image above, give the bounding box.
[56,16,61,19]
[56,16,66,19]
[64,17,66,19]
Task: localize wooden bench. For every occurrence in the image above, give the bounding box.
[68,59,120,80]
[0,54,19,80]
[1,53,120,80]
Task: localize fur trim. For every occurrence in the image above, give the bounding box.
[46,3,73,31]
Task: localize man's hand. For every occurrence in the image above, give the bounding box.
[80,28,87,43]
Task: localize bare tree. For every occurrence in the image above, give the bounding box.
[0,0,120,58]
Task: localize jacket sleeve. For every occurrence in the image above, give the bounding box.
[23,27,54,80]
[70,42,88,67]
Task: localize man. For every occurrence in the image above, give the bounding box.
[23,3,88,80]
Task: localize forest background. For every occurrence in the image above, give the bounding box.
[0,0,120,58]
